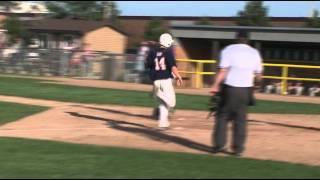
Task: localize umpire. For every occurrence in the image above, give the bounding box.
[210,29,263,156]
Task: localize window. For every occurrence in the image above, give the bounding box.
[303,50,309,62]
[268,49,273,60]
[293,50,299,61]
[271,49,281,60]
[308,50,314,61]
[313,51,319,62]
[262,49,270,59]
[63,35,74,47]
[288,49,295,60]
[298,50,304,61]
[284,50,290,60]
[39,34,48,49]
[279,49,286,60]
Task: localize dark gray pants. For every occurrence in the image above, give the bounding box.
[213,84,250,153]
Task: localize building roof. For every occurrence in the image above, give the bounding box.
[170,24,320,34]
[170,24,320,43]
[23,19,128,36]
[119,15,309,22]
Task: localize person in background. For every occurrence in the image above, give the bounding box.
[309,84,320,97]
[135,41,151,83]
[293,82,304,96]
[80,43,93,77]
[70,47,82,77]
[60,42,74,76]
[265,80,276,94]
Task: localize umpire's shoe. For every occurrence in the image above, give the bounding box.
[232,146,244,157]
[211,147,226,154]
[231,151,243,157]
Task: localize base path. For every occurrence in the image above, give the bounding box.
[0,95,319,166]
[1,74,320,104]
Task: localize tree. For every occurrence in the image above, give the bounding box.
[45,1,69,19]
[0,1,18,12]
[144,18,167,42]
[103,1,122,27]
[45,1,121,25]
[2,15,29,45]
[195,17,211,25]
[0,2,31,45]
[45,1,103,20]
[236,1,270,26]
[307,9,320,28]
[102,1,121,23]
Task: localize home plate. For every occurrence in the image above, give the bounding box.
[173,127,184,130]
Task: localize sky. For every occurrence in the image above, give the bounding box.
[116,1,320,17]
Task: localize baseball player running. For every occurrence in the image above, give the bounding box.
[145,33,183,130]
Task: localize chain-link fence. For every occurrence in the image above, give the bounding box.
[0,48,151,84]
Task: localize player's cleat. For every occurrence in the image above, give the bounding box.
[158,127,170,131]
[168,108,175,119]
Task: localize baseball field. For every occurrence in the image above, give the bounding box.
[0,75,319,178]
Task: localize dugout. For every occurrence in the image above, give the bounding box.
[170,24,320,88]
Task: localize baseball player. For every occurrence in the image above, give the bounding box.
[145,33,183,130]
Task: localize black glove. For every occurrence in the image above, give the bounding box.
[207,92,221,119]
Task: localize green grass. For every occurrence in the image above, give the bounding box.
[0,101,48,125]
[0,137,319,179]
[0,82,319,179]
[0,76,319,114]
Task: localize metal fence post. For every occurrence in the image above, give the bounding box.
[196,62,203,88]
[281,66,289,95]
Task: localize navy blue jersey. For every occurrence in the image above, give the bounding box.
[146,47,177,81]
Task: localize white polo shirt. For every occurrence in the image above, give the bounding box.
[219,44,263,87]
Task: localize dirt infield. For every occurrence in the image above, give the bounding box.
[0,95,319,166]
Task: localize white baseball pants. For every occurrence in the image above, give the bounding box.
[153,78,176,128]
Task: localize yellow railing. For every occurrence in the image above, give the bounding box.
[177,59,216,88]
[177,59,320,94]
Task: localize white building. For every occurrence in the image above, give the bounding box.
[0,1,50,20]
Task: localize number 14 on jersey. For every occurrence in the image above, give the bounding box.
[155,53,167,71]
